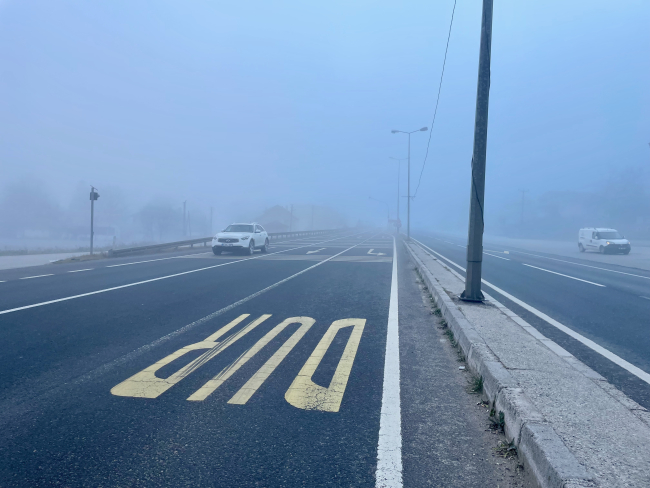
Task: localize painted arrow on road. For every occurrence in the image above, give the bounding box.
[306,248,326,254]
[367,249,386,256]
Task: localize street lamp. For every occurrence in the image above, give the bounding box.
[389,157,407,233]
[391,127,428,240]
[369,196,390,225]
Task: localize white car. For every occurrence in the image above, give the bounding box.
[212,223,269,255]
[578,227,631,254]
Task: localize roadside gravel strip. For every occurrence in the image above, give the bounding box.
[404,240,650,488]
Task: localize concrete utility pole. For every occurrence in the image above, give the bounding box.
[391,128,428,240]
[183,201,187,237]
[89,186,100,255]
[461,0,494,302]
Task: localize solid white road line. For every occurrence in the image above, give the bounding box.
[509,250,650,280]
[522,264,606,287]
[19,274,54,280]
[68,269,94,273]
[376,236,402,488]
[105,253,211,268]
[411,238,650,386]
[0,231,372,316]
[484,252,510,261]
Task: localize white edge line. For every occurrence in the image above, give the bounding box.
[68,269,94,273]
[0,231,369,315]
[376,236,402,488]
[19,274,54,280]
[509,249,650,280]
[411,238,650,386]
[522,263,605,287]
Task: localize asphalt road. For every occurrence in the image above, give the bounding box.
[414,232,650,410]
[0,231,523,487]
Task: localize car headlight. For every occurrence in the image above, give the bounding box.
[606,241,610,245]
[240,236,249,240]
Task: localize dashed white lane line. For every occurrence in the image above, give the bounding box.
[68,269,94,273]
[484,252,510,261]
[376,236,402,488]
[522,264,606,287]
[509,250,650,281]
[641,296,650,301]
[412,238,650,386]
[20,274,54,280]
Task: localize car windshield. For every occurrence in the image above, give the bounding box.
[598,231,622,239]
[224,225,254,233]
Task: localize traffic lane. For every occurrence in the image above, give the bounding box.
[0,256,393,487]
[0,247,215,282]
[0,253,246,311]
[0,230,357,283]
[416,234,650,297]
[0,232,375,310]
[0,258,319,404]
[414,234,650,409]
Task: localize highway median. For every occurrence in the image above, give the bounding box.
[404,238,650,488]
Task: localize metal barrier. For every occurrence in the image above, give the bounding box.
[107,229,343,257]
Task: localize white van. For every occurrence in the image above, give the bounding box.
[578,228,631,254]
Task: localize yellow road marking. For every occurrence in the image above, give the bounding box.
[285,318,365,412]
[110,314,271,398]
[189,317,315,402]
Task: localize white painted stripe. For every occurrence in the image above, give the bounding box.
[68,269,93,273]
[105,253,210,267]
[641,296,650,301]
[509,250,650,280]
[522,264,605,287]
[20,274,54,280]
[484,252,510,261]
[376,237,402,488]
[411,238,650,386]
[0,231,371,315]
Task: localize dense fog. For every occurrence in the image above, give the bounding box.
[1,1,648,251]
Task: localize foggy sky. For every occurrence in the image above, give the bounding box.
[1,0,648,233]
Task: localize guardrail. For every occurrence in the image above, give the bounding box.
[107,229,343,258]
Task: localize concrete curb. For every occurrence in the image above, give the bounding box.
[404,241,596,488]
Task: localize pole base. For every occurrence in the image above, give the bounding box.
[459,290,484,303]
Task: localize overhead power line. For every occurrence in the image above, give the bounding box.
[413,0,457,198]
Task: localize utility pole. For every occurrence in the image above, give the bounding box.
[89,186,100,255]
[520,190,528,226]
[183,200,187,237]
[210,206,214,235]
[461,0,494,302]
[289,204,294,232]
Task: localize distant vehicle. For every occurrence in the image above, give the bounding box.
[578,228,630,254]
[212,223,269,255]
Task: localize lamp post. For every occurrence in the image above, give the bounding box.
[391,127,428,240]
[389,157,407,233]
